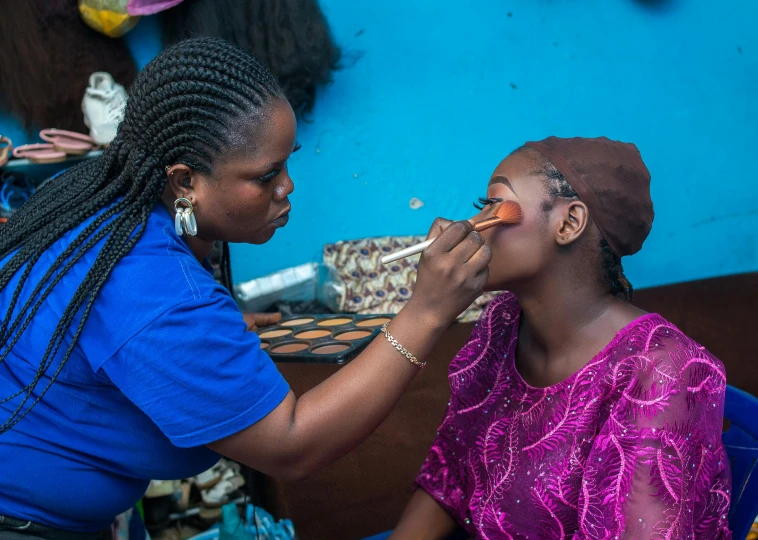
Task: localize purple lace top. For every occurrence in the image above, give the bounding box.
[416,293,732,539]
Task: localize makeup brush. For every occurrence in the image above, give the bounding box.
[380,201,523,264]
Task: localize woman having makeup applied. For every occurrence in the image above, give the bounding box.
[0,39,491,538]
[391,137,732,539]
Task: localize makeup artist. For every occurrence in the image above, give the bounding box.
[0,39,491,539]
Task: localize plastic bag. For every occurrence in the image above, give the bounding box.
[246,504,296,540]
[79,0,140,38]
[214,503,296,540]
[219,504,254,540]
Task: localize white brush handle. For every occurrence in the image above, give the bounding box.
[380,238,434,264]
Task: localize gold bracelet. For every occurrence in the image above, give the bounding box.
[380,323,426,369]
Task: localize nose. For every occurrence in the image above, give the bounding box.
[274,173,294,201]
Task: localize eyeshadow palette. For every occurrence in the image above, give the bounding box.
[256,314,395,364]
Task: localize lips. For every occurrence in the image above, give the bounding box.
[271,208,291,227]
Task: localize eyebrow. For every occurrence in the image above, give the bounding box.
[488,175,517,195]
[259,141,302,170]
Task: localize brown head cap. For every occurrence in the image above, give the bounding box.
[524,136,654,257]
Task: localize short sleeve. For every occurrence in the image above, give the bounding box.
[575,329,732,539]
[100,294,290,448]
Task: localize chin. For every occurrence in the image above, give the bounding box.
[248,228,277,245]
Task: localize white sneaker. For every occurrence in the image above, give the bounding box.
[82,72,127,146]
[143,479,180,498]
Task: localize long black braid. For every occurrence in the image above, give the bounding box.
[530,150,634,302]
[0,37,284,433]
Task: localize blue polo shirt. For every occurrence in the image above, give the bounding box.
[0,201,290,532]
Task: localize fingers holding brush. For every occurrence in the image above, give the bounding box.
[382,201,521,266]
[466,237,492,294]
[426,220,489,265]
[452,229,491,266]
[423,220,474,257]
[425,217,453,241]
[243,312,282,331]
[452,225,492,290]
[413,220,493,323]
[466,234,492,267]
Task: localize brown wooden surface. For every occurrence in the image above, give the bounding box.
[263,272,758,539]
[265,322,473,539]
[633,272,758,396]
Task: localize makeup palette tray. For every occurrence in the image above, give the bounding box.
[257,314,395,364]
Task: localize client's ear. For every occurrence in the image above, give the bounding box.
[554,200,589,246]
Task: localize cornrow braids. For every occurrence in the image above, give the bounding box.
[220,242,234,293]
[0,37,284,433]
[599,235,634,301]
[525,148,634,302]
[207,241,234,292]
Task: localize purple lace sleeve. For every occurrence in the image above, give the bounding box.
[414,298,507,530]
[575,331,732,539]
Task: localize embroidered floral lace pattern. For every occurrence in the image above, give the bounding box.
[416,293,732,539]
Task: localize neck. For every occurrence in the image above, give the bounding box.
[160,192,215,262]
[513,274,616,365]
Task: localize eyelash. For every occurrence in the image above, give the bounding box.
[473,197,503,210]
[256,169,281,183]
[255,142,302,183]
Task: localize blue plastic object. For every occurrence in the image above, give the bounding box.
[723,385,758,539]
[362,534,391,540]
[246,503,296,539]
[219,503,254,540]
[0,171,34,216]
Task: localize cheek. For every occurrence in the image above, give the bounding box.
[484,226,519,256]
[221,184,270,218]
[483,210,549,277]
[484,205,540,249]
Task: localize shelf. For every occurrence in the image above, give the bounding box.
[2,150,103,183]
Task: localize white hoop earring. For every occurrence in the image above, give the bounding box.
[174,197,198,236]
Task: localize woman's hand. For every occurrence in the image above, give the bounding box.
[390,489,459,540]
[209,219,492,481]
[408,219,491,327]
[242,312,282,331]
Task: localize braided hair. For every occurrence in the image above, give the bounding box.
[532,151,634,302]
[0,37,284,433]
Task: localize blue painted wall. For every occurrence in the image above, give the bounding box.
[233,0,758,288]
[2,1,755,289]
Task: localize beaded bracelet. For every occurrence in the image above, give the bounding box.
[380,322,426,369]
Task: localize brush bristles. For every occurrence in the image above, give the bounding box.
[494,200,523,224]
